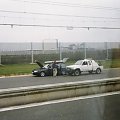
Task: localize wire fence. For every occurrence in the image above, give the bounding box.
[0,42,120,64]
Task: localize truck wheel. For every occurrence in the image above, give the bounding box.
[74,69,81,76]
[40,72,45,77]
[96,68,101,74]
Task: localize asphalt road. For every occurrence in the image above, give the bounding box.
[0,68,120,89]
[0,93,120,120]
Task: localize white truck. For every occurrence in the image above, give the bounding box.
[67,59,103,76]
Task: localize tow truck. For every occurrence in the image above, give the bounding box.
[67,59,103,76]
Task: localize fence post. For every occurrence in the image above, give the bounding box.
[0,52,1,65]
[42,40,44,54]
[59,42,62,60]
[31,42,34,64]
[84,43,86,59]
[0,49,2,65]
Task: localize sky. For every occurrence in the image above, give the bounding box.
[0,0,120,43]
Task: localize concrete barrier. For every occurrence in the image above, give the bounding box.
[0,77,120,108]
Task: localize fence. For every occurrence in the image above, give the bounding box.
[0,42,120,64]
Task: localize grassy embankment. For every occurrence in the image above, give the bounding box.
[0,59,120,76]
[0,64,38,76]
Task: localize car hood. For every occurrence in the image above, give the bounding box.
[33,67,47,72]
[35,60,44,68]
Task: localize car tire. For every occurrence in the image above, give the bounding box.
[74,69,81,76]
[40,72,45,77]
[96,68,101,74]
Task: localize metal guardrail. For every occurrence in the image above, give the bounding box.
[0,77,120,108]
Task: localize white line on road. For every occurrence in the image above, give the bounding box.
[0,91,120,112]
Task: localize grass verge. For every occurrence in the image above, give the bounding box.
[0,64,38,76]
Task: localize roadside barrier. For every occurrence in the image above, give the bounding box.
[0,77,120,108]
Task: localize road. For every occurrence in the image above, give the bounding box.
[0,68,120,89]
[0,92,120,120]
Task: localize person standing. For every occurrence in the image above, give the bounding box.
[52,61,58,76]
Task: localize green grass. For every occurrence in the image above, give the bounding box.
[0,64,38,76]
[0,59,120,76]
[111,59,120,68]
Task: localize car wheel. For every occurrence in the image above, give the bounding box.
[96,68,101,74]
[40,72,45,77]
[74,69,80,76]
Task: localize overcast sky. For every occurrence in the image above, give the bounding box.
[0,0,120,43]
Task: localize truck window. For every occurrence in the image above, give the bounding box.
[82,61,88,65]
[88,61,91,65]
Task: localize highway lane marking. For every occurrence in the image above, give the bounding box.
[0,91,120,112]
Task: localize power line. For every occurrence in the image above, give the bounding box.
[11,0,120,11]
[0,15,35,20]
[0,23,120,30]
[0,15,119,23]
[0,9,120,20]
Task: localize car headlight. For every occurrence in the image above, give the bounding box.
[33,70,38,73]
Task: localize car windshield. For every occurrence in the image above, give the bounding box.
[75,60,83,65]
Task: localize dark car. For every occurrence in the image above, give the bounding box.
[32,60,67,77]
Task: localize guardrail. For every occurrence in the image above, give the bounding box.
[0,77,120,108]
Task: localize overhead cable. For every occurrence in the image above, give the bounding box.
[0,23,120,29]
[0,15,118,23]
[0,10,120,20]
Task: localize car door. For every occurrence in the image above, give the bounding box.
[58,63,66,75]
[87,61,93,71]
[81,61,88,72]
[47,64,53,76]
[59,63,66,75]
